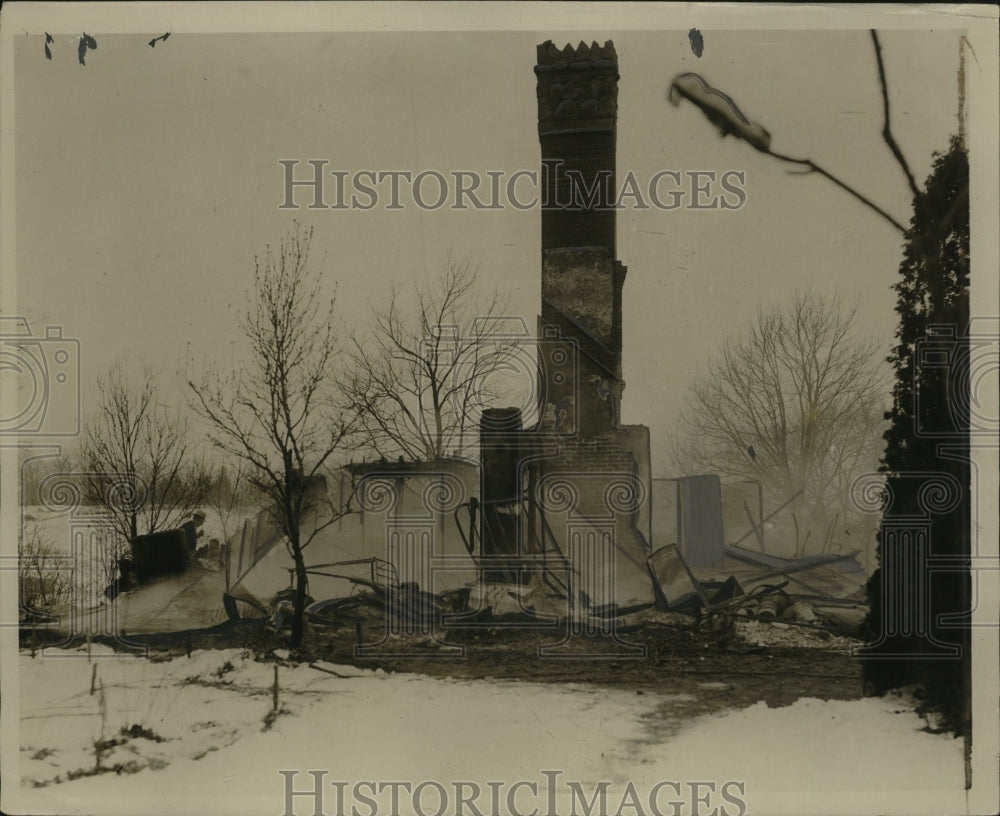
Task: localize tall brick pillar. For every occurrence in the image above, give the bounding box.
[535,40,626,437]
[530,41,652,614]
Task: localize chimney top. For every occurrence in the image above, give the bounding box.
[535,39,618,72]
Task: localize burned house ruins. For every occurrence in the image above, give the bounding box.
[78,39,865,643]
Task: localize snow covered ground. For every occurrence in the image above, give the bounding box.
[7,644,973,816]
[9,506,985,816]
[18,505,253,625]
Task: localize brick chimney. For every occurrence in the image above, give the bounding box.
[535,40,627,438]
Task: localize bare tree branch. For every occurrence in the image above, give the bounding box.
[870,29,921,199]
[668,27,925,235]
[343,258,519,462]
[766,150,908,233]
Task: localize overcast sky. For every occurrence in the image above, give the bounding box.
[5,4,994,475]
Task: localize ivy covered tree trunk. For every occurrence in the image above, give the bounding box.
[861,137,970,736]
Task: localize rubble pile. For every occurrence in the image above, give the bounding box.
[734,619,858,651]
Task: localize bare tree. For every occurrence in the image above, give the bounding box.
[186,224,357,647]
[18,521,71,612]
[205,461,254,547]
[344,258,519,461]
[670,292,888,549]
[82,358,211,547]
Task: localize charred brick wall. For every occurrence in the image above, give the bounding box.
[552,434,635,473]
[534,428,653,608]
